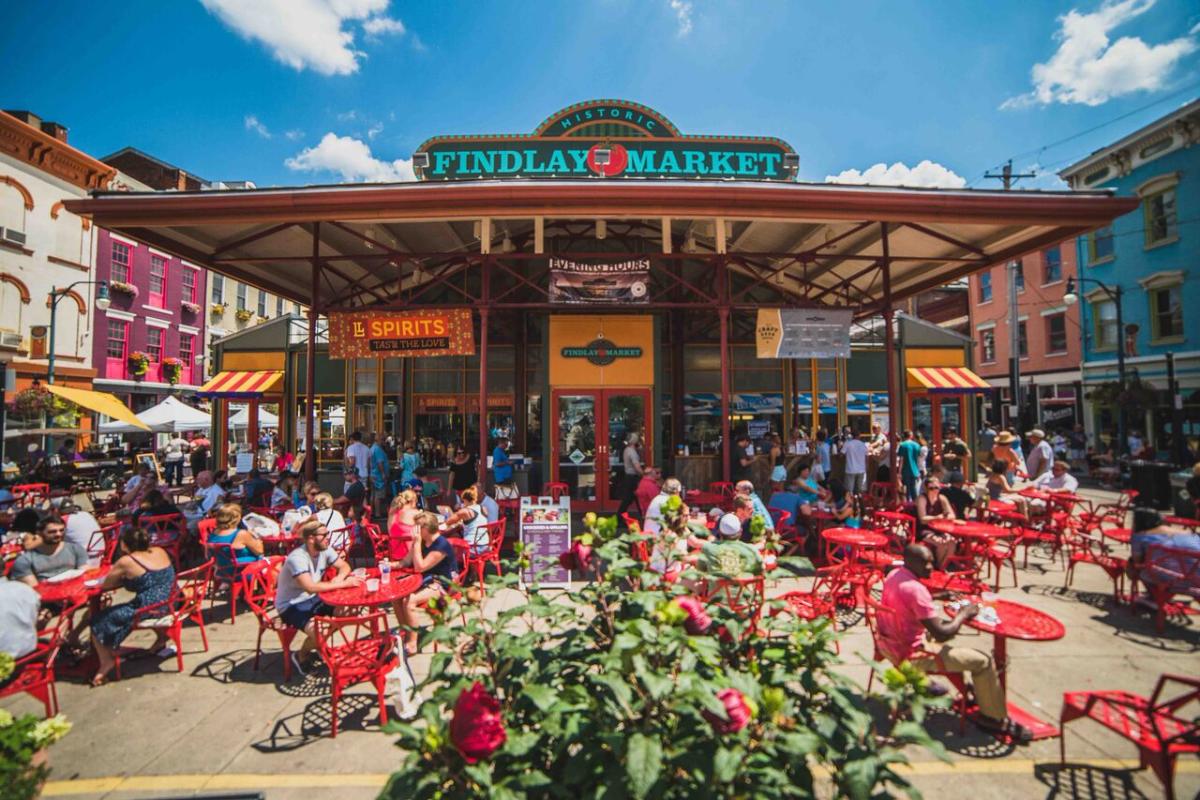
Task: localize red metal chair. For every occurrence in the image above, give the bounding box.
[86,522,121,566]
[543,482,569,502]
[361,522,390,564]
[471,519,506,586]
[140,513,187,566]
[12,482,50,508]
[697,575,765,637]
[770,589,839,651]
[1063,529,1127,603]
[863,481,899,511]
[1136,543,1200,633]
[202,534,262,623]
[114,560,214,678]
[240,556,301,681]
[312,610,399,737]
[1061,674,1200,800]
[0,600,80,716]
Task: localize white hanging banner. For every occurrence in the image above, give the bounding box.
[756,308,852,359]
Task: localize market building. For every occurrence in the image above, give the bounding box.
[66,99,1136,507]
[1060,99,1200,459]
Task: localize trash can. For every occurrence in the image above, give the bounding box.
[1128,460,1174,510]
[1170,468,1194,517]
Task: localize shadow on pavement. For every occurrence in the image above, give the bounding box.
[252,694,382,752]
[191,648,282,686]
[1034,761,1153,800]
[1023,584,1198,653]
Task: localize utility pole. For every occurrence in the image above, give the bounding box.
[1007,260,1022,432]
[985,159,1037,190]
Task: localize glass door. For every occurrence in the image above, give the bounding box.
[603,389,650,512]
[552,391,600,510]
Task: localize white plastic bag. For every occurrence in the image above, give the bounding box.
[280,507,312,534]
[386,641,422,720]
[242,512,280,537]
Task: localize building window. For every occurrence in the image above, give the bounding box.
[211,274,224,304]
[1045,312,1067,353]
[1144,187,1178,246]
[978,272,992,303]
[1014,261,1025,292]
[276,296,284,317]
[979,329,996,363]
[1094,299,1118,350]
[1017,321,1028,358]
[1042,247,1062,284]
[111,241,131,284]
[1150,285,1183,340]
[148,255,167,307]
[257,291,267,318]
[146,327,163,362]
[181,267,198,304]
[1087,226,1114,264]
[179,332,194,364]
[236,282,247,311]
[105,319,128,359]
[293,302,301,315]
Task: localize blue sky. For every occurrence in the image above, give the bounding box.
[3,0,1198,189]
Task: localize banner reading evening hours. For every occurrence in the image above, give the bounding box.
[550,258,649,304]
[327,309,475,359]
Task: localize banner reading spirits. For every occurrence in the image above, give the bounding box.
[327,309,475,359]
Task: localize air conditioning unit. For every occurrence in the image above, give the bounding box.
[1,227,27,246]
[0,331,23,350]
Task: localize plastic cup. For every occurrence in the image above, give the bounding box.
[366,578,380,593]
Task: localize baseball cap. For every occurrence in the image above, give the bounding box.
[718,513,742,539]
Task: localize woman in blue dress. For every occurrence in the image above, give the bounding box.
[206,503,264,582]
[90,526,176,686]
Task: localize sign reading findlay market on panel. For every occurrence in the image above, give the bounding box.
[756,308,853,360]
[550,257,649,304]
[414,99,797,182]
[327,309,475,359]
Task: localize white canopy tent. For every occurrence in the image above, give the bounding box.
[98,395,211,435]
[229,406,279,429]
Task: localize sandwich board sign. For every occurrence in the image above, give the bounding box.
[519,495,572,587]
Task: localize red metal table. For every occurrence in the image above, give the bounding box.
[821,527,890,605]
[1100,527,1132,545]
[36,566,112,605]
[319,571,421,608]
[685,491,727,510]
[945,597,1066,740]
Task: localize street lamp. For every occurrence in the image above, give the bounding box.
[48,280,108,384]
[1063,275,1126,454]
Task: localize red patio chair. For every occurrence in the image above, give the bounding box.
[770,589,839,651]
[1063,529,1127,603]
[863,481,899,511]
[471,519,506,586]
[1061,674,1200,800]
[361,522,390,564]
[697,575,765,637]
[1136,543,1200,633]
[0,599,80,716]
[240,556,301,681]
[203,536,261,624]
[312,610,399,738]
[140,512,187,566]
[543,482,569,502]
[13,482,50,508]
[114,560,214,678]
[708,482,736,510]
[87,522,121,566]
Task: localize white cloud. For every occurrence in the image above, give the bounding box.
[284,129,304,141]
[200,0,406,76]
[285,132,415,182]
[366,122,384,140]
[1002,0,1198,109]
[669,0,693,37]
[244,115,272,138]
[825,160,967,189]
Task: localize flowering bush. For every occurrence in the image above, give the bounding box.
[127,351,150,377]
[161,357,184,385]
[0,659,73,800]
[381,520,943,799]
[108,280,138,298]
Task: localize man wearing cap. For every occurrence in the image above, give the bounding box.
[492,436,513,487]
[1025,429,1054,481]
[717,496,755,540]
[337,466,367,517]
[1033,460,1079,494]
[55,498,101,558]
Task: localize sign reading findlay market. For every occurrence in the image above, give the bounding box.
[327,309,475,359]
[414,98,797,182]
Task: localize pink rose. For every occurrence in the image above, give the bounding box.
[674,595,711,635]
[572,541,592,570]
[450,682,507,763]
[559,550,577,571]
[703,688,754,734]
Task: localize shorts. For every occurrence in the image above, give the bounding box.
[279,595,333,630]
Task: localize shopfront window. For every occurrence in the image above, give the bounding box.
[412,347,515,452]
[295,395,345,466]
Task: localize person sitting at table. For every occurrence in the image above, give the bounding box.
[479,488,501,525]
[991,431,1023,482]
[643,478,683,535]
[336,467,368,519]
[985,460,1028,516]
[0,575,39,663]
[1032,460,1079,494]
[183,471,226,532]
[55,498,101,554]
[794,463,829,520]
[271,473,296,509]
[89,525,177,686]
[396,511,458,655]
[879,543,1033,743]
[274,518,357,676]
[310,493,349,552]
[132,489,181,525]
[717,496,755,541]
[735,480,774,534]
[207,503,264,581]
[9,513,88,587]
[445,486,488,555]
[120,463,157,509]
[1127,508,1200,613]
[766,482,803,530]
[940,473,975,521]
[0,479,17,513]
[388,489,420,561]
[914,477,957,570]
[240,469,274,509]
[295,481,320,512]
[828,478,861,528]
[635,467,661,518]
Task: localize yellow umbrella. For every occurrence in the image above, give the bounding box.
[43,383,151,432]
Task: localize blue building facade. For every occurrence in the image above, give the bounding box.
[1061,100,1200,458]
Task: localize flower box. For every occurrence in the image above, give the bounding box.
[235,309,254,322]
[109,281,138,298]
[181,301,201,314]
[161,357,184,385]
[127,351,150,378]
[210,303,226,316]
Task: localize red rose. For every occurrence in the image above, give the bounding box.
[450,682,507,763]
[559,550,577,571]
[703,688,754,734]
[572,541,592,570]
[674,595,711,635]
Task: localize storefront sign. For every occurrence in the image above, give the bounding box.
[756,308,852,359]
[561,338,644,366]
[519,496,572,587]
[550,258,649,304]
[327,309,474,359]
[549,316,654,387]
[414,99,797,182]
[414,394,514,413]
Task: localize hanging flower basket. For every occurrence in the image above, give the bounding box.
[128,351,150,378]
[8,387,79,424]
[181,301,201,314]
[162,357,184,385]
[235,309,254,322]
[109,281,138,298]
[210,303,226,316]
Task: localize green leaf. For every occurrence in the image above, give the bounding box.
[713,746,740,783]
[625,733,662,799]
[524,683,558,712]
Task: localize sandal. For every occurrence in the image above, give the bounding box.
[89,672,112,687]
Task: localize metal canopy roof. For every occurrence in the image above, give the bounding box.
[64,179,1138,317]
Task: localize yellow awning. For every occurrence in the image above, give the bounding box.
[43,383,151,431]
[906,366,991,394]
[198,370,284,398]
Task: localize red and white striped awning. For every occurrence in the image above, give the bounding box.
[197,370,283,398]
[906,366,991,394]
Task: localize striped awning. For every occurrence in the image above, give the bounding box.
[197,370,284,398]
[906,366,991,394]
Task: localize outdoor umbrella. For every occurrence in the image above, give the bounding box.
[45,383,151,432]
[98,395,210,434]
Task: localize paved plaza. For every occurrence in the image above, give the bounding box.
[1,484,1195,800]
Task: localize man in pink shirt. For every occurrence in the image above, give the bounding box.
[879,543,1032,743]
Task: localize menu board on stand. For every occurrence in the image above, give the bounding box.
[519,495,572,588]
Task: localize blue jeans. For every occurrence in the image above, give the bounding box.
[902,474,919,502]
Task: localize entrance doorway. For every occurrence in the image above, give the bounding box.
[550,388,651,512]
[908,394,965,457]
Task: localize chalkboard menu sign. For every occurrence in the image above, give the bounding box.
[519,496,572,587]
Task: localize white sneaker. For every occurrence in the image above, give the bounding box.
[156,646,177,658]
[290,652,308,677]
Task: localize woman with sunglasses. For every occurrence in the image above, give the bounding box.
[915,477,957,569]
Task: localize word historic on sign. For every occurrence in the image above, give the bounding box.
[756,308,852,359]
[327,309,475,359]
[550,257,649,304]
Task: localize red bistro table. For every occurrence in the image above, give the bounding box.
[319,571,421,608]
[946,597,1066,740]
[36,566,112,605]
[821,527,890,605]
[926,519,1013,557]
[822,527,888,558]
[685,491,727,511]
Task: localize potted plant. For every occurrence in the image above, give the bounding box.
[0,656,73,800]
[108,280,138,298]
[235,308,254,322]
[210,302,226,316]
[181,301,201,314]
[161,356,184,385]
[127,351,150,378]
